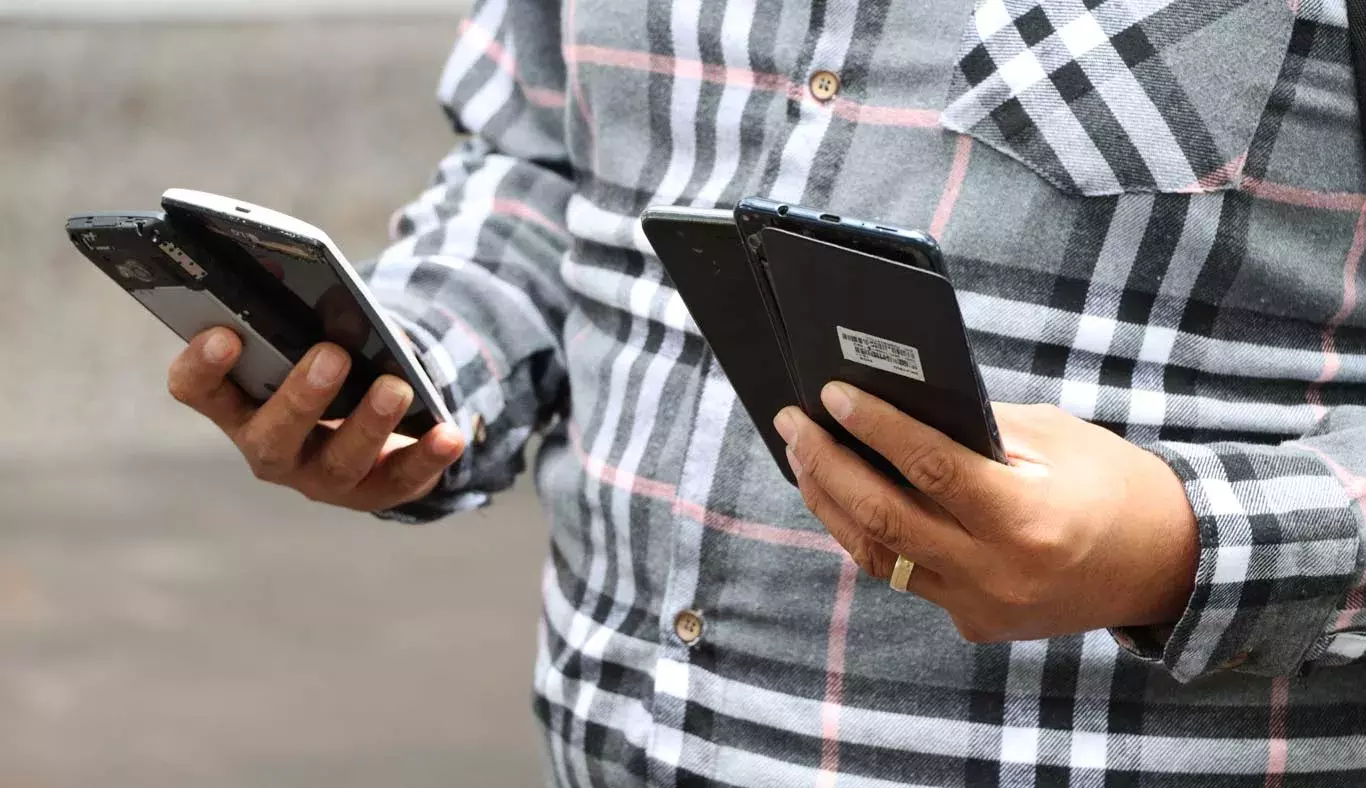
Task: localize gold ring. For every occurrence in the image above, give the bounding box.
[889,555,916,593]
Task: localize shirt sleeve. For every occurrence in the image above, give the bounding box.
[1113,405,1366,682]
[363,0,574,522]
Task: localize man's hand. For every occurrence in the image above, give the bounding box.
[168,327,464,512]
[775,383,1199,643]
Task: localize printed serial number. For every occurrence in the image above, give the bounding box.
[837,326,924,382]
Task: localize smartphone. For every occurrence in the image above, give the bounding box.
[160,189,452,436]
[640,206,799,485]
[757,226,1006,476]
[734,199,1004,481]
[65,211,302,402]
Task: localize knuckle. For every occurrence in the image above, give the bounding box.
[389,457,431,490]
[317,453,365,491]
[352,412,394,447]
[1016,524,1075,566]
[276,385,319,420]
[848,492,898,543]
[862,545,896,579]
[799,441,828,478]
[899,444,963,499]
[240,432,291,482]
[847,540,878,577]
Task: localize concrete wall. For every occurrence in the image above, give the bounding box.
[1,19,547,788]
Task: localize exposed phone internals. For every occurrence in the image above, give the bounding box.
[65,212,300,403]
[734,197,945,277]
[160,189,452,437]
[759,228,1005,478]
[640,206,799,485]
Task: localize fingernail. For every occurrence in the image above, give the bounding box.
[202,332,233,364]
[307,347,347,388]
[773,409,799,446]
[786,446,803,477]
[822,383,854,422]
[372,379,410,417]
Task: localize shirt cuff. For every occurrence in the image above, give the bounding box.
[1110,441,1361,682]
[370,308,525,524]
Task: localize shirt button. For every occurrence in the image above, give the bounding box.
[673,610,704,646]
[470,413,488,446]
[809,70,840,102]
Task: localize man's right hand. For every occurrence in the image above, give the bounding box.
[168,326,465,512]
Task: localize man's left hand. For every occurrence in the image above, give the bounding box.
[774,383,1200,643]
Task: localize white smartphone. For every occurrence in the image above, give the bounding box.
[160,188,453,436]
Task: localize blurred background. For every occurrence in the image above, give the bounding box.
[0,1,550,785]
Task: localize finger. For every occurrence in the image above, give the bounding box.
[819,382,1020,527]
[236,344,351,481]
[307,376,413,494]
[792,447,897,577]
[167,327,254,435]
[777,407,973,573]
[350,423,465,511]
[794,463,953,602]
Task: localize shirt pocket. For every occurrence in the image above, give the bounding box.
[940,0,1296,197]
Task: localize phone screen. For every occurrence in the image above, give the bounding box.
[178,209,408,382]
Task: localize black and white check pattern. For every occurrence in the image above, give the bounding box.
[365,0,1366,784]
[942,0,1282,195]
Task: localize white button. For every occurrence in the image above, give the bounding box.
[673,610,704,645]
[809,70,840,102]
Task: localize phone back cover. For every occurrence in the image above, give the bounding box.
[760,227,1001,477]
[642,216,800,485]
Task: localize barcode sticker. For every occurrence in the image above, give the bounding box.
[837,326,924,381]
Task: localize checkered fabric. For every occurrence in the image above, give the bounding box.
[941,0,1296,195]
[365,0,1366,784]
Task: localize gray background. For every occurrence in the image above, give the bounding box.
[1,13,549,787]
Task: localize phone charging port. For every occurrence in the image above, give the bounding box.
[820,213,841,223]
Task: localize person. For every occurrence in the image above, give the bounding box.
[166,0,1366,784]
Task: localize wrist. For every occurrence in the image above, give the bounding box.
[1120,450,1200,627]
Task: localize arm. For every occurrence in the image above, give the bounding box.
[365,0,575,521]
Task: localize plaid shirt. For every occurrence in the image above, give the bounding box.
[367,0,1366,784]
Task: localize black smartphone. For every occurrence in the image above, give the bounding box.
[65,211,308,404]
[640,206,799,485]
[734,196,945,276]
[733,199,1004,482]
[757,227,1005,479]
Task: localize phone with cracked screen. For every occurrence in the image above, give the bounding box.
[640,205,799,485]
[160,188,452,437]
